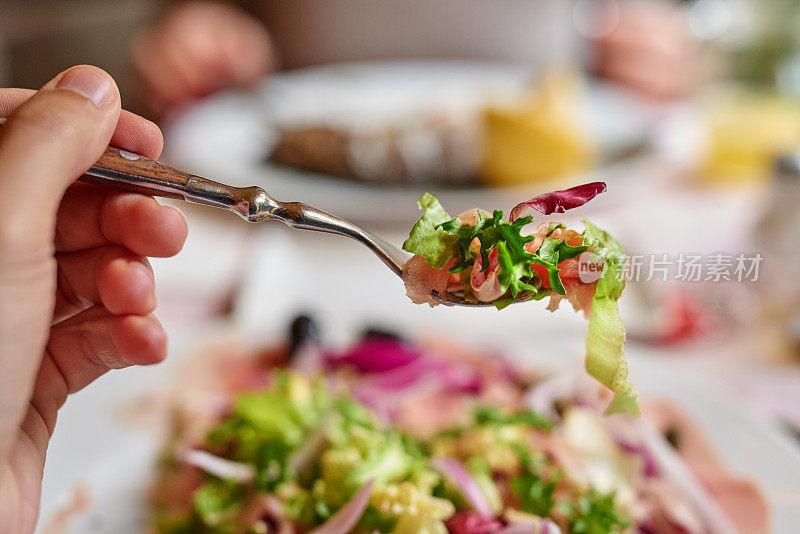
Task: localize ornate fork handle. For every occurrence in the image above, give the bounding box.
[80,145,263,217]
[79,145,409,276]
[0,118,486,305]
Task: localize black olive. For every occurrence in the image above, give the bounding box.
[288,314,321,357]
[361,327,403,342]
[664,426,681,449]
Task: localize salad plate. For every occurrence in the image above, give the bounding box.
[41,229,800,533]
[40,322,800,534]
[162,60,650,224]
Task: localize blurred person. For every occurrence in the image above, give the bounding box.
[132,0,703,115]
[592,0,702,100]
[0,65,188,533]
[0,0,164,115]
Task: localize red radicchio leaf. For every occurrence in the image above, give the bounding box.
[444,510,504,534]
[510,182,607,221]
[351,358,482,420]
[327,338,421,373]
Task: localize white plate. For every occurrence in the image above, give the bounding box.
[41,341,800,533]
[43,229,800,533]
[162,60,650,225]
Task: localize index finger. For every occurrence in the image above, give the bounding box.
[0,88,164,159]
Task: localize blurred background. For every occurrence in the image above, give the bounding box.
[5,0,800,526]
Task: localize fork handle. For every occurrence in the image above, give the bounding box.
[83,147,262,214]
[82,146,203,200]
[0,117,261,219]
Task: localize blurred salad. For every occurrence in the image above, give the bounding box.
[150,318,765,534]
[401,183,637,416]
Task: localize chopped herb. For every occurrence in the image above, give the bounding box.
[473,405,553,431]
[193,479,247,528]
[510,471,559,516]
[563,488,630,534]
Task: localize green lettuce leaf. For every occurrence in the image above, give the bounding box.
[583,220,625,300]
[557,241,589,261]
[585,299,639,416]
[563,488,630,534]
[403,196,582,299]
[472,405,552,431]
[402,193,459,269]
[193,479,246,527]
[437,211,559,299]
[582,220,639,416]
[510,471,559,517]
[438,210,491,274]
[531,238,567,295]
[496,241,539,297]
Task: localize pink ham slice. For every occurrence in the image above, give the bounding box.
[546,259,596,318]
[643,400,770,534]
[524,223,550,255]
[471,247,504,302]
[402,255,453,307]
[456,208,490,226]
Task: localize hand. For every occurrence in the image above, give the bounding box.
[0,65,187,533]
[132,0,273,115]
[592,0,701,100]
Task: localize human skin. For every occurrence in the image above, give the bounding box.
[593,0,702,100]
[131,0,273,115]
[132,0,700,114]
[0,65,188,533]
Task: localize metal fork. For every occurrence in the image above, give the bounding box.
[74,143,489,307]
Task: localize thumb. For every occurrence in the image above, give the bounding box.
[0,65,121,247]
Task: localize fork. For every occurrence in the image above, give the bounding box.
[72,143,489,307]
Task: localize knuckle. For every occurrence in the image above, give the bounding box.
[8,92,91,142]
[0,216,52,262]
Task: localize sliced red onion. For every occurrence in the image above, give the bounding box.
[496,519,562,534]
[542,519,561,534]
[616,439,658,477]
[330,336,481,395]
[496,524,536,534]
[182,449,254,482]
[541,519,561,534]
[289,423,329,474]
[352,356,480,401]
[252,495,295,534]
[431,457,492,517]
[348,355,481,422]
[327,338,421,373]
[308,480,373,534]
[357,358,429,391]
[510,182,607,221]
[427,359,482,392]
[352,384,402,421]
[352,374,443,421]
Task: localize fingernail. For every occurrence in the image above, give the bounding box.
[56,66,114,107]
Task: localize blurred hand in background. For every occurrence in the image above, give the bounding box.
[131,0,703,115]
[593,0,702,100]
[0,65,187,533]
[131,0,273,116]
